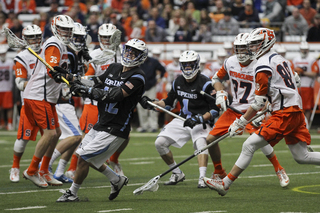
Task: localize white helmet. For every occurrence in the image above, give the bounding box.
[217,48,227,64]
[276,45,286,54]
[51,15,74,45]
[22,24,43,52]
[246,27,276,60]
[98,23,117,51]
[179,50,200,80]
[223,41,233,56]
[121,39,148,67]
[69,22,87,51]
[234,33,250,64]
[299,41,309,58]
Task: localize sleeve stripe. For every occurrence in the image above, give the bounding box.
[269,53,277,63]
[172,79,176,92]
[14,56,27,68]
[256,65,272,73]
[202,81,211,92]
[131,74,145,84]
[45,42,62,52]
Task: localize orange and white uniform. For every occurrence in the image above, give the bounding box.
[23,36,69,130]
[0,57,14,109]
[292,55,319,110]
[254,51,310,146]
[209,55,257,137]
[14,50,40,141]
[79,48,115,133]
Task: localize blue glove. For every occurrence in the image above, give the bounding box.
[183,114,205,129]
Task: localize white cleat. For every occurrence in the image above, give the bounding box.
[198,177,207,188]
[203,177,228,196]
[109,175,129,200]
[65,170,75,180]
[39,170,63,186]
[164,172,185,185]
[109,161,125,176]
[23,169,48,188]
[9,168,20,183]
[276,169,290,188]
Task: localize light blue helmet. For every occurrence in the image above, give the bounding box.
[121,39,148,67]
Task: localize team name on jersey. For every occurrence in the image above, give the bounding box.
[105,78,123,87]
[229,71,254,82]
[177,90,197,99]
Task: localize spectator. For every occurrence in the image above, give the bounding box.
[17,0,36,14]
[209,0,226,23]
[162,3,173,28]
[148,7,167,29]
[193,23,212,42]
[200,8,212,25]
[145,19,167,42]
[1,0,18,14]
[111,0,126,13]
[306,13,320,41]
[316,0,320,13]
[102,6,114,24]
[299,0,317,27]
[129,15,146,40]
[238,0,261,28]
[214,10,239,35]
[10,18,23,39]
[186,1,201,24]
[168,8,183,35]
[120,9,133,39]
[38,12,49,32]
[287,0,304,13]
[231,0,245,20]
[262,0,284,24]
[68,3,85,24]
[47,0,60,19]
[5,10,17,29]
[87,14,101,43]
[109,13,126,42]
[282,7,308,36]
[174,17,192,42]
[137,56,166,133]
[0,13,8,44]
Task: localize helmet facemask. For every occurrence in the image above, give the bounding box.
[99,35,112,51]
[235,44,250,64]
[56,25,73,45]
[180,58,200,80]
[122,46,147,67]
[24,34,42,52]
[71,33,86,51]
[247,39,264,60]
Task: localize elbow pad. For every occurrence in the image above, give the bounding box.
[211,73,222,87]
[15,77,27,91]
[89,87,124,103]
[251,95,268,111]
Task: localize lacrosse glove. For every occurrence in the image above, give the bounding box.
[228,116,248,137]
[70,81,90,97]
[251,111,266,127]
[51,66,72,83]
[139,96,154,110]
[183,114,206,129]
[79,46,92,61]
[216,90,229,113]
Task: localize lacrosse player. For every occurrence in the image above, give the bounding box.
[141,50,219,188]
[204,28,320,196]
[75,23,127,178]
[9,25,43,183]
[22,15,75,188]
[206,33,290,188]
[56,38,148,202]
[47,22,91,183]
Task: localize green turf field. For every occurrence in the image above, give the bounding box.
[0,130,319,213]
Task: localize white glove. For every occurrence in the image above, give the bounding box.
[61,85,72,100]
[228,116,248,137]
[294,71,301,88]
[216,90,229,112]
[251,111,265,127]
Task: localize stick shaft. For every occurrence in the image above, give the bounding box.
[147,101,186,121]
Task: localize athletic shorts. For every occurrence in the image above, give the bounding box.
[17,105,41,141]
[256,110,311,146]
[56,104,81,140]
[79,104,98,134]
[0,91,13,109]
[76,129,125,168]
[209,108,257,136]
[24,99,59,130]
[158,118,211,148]
[298,87,314,110]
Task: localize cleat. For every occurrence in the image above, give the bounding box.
[7,123,14,131]
[197,177,207,188]
[65,170,75,180]
[276,169,290,188]
[210,171,227,180]
[39,170,63,186]
[203,177,228,196]
[56,189,79,202]
[109,161,125,176]
[53,174,73,183]
[9,168,20,183]
[109,175,129,200]
[164,172,185,185]
[23,169,48,188]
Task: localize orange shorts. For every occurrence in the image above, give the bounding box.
[298,87,314,110]
[24,99,59,130]
[0,91,13,109]
[209,108,257,136]
[79,104,98,133]
[17,105,42,141]
[256,110,311,146]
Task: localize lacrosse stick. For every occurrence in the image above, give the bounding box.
[147,101,185,122]
[2,27,70,85]
[133,107,269,195]
[199,91,244,115]
[89,49,116,65]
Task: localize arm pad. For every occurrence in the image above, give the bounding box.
[251,95,268,111]
[88,86,124,103]
[15,77,27,91]
[211,73,222,87]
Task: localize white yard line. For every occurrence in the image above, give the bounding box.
[4,206,46,211]
[97,208,133,212]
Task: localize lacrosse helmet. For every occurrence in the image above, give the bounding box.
[223,41,233,56]
[246,28,276,60]
[179,50,200,80]
[121,39,148,67]
[98,23,117,51]
[234,33,250,64]
[22,24,43,52]
[299,41,309,59]
[217,48,227,64]
[276,45,286,57]
[51,15,74,45]
[69,22,87,51]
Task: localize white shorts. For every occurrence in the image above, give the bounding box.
[56,104,81,140]
[76,129,125,168]
[158,118,211,148]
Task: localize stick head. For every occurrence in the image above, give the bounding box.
[89,49,115,65]
[133,175,160,195]
[2,27,27,49]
